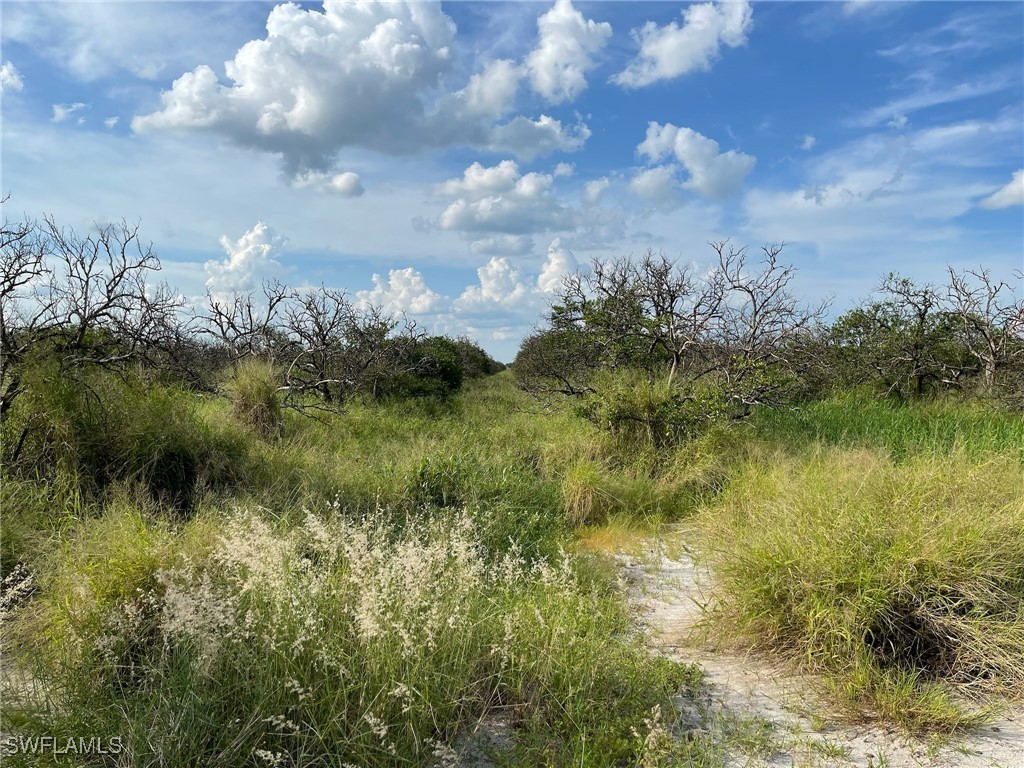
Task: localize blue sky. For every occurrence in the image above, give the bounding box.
[2,0,1022,360]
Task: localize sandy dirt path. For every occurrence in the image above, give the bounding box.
[622,541,1024,768]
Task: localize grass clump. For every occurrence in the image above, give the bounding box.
[698,448,1024,731]
[7,504,705,767]
[227,358,284,439]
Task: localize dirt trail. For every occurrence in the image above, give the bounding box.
[621,541,1024,768]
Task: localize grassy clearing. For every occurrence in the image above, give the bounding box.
[4,367,1023,760]
[2,372,721,766]
[753,391,1024,460]
[697,447,1024,731]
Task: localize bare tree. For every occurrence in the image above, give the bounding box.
[711,242,826,413]
[536,244,820,394]
[1,211,183,421]
[1,210,53,418]
[196,279,289,363]
[518,242,824,437]
[280,286,354,405]
[946,266,1024,394]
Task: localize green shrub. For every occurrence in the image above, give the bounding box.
[578,369,729,453]
[227,358,284,438]
[1,364,243,515]
[699,448,1024,731]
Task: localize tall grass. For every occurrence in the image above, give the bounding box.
[754,392,1024,459]
[7,504,704,767]
[698,448,1024,731]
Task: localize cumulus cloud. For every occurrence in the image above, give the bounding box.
[52,102,89,124]
[979,169,1024,210]
[436,160,574,237]
[205,222,286,295]
[457,237,577,310]
[133,1,590,180]
[0,61,24,92]
[445,58,521,119]
[800,134,817,151]
[638,122,756,199]
[357,267,442,314]
[525,0,612,105]
[612,0,752,88]
[359,235,580,351]
[456,257,531,309]
[537,237,578,293]
[439,160,521,198]
[629,165,683,209]
[104,116,120,129]
[293,170,365,197]
[134,2,455,173]
[487,114,590,160]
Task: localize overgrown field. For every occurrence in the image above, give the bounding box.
[2,369,1023,766]
[1,370,711,767]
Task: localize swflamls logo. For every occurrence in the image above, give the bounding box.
[1,736,124,756]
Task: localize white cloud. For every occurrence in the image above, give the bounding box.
[537,237,578,293]
[436,160,573,236]
[979,170,1024,210]
[456,257,531,310]
[357,267,442,314]
[583,177,611,205]
[134,2,456,175]
[638,122,756,199]
[133,1,590,180]
[446,58,521,119]
[206,222,286,295]
[293,170,365,198]
[525,0,612,105]
[451,238,578,344]
[800,134,817,151]
[0,61,24,92]
[103,116,120,129]
[1,3,245,82]
[629,165,683,209]
[439,160,521,198]
[487,114,590,160]
[612,0,752,88]
[553,162,575,178]
[51,102,89,123]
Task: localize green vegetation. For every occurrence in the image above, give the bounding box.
[698,447,1024,731]
[3,214,1023,763]
[753,391,1024,460]
[2,369,714,766]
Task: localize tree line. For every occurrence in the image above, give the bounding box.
[514,242,1023,448]
[1,210,503,428]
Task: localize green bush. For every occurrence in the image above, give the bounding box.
[227,358,284,438]
[699,448,1024,731]
[1,364,244,515]
[577,369,728,453]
